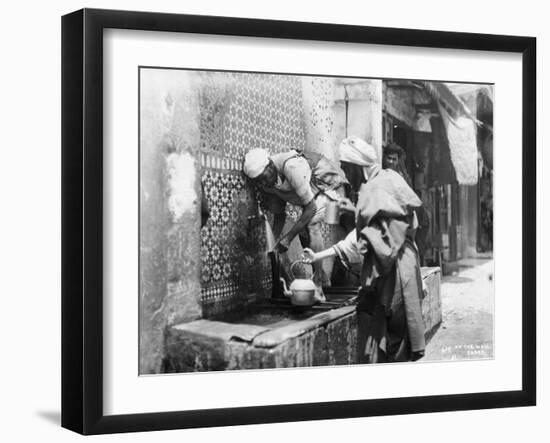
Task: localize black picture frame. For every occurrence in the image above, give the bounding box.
[61,8,536,435]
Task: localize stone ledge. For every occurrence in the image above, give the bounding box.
[165,269,441,371]
[252,306,355,348]
[165,306,358,371]
[170,319,270,343]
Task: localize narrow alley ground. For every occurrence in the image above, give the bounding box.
[424,256,494,361]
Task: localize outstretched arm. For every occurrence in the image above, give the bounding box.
[276,199,317,253]
[304,230,364,265]
[302,246,337,264]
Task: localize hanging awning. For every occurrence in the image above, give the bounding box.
[437,103,479,185]
[418,81,481,185]
[421,81,482,125]
[446,83,494,104]
[447,83,493,171]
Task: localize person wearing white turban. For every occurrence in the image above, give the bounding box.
[331,136,382,219]
[242,148,271,179]
[338,136,380,181]
[243,147,347,298]
[303,136,426,363]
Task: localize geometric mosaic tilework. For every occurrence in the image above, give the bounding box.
[200,152,242,171]
[200,170,246,284]
[198,71,336,314]
[201,281,240,304]
[224,73,306,159]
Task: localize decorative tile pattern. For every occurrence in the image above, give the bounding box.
[224,73,306,158]
[199,72,309,313]
[200,170,246,284]
[198,72,342,314]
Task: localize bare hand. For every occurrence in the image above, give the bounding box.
[301,248,317,264]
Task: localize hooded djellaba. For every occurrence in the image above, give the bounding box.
[339,136,427,363]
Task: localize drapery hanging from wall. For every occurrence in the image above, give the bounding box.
[428,117,456,186]
[437,104,479,185]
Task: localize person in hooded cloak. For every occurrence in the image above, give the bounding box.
[304,136,426,363]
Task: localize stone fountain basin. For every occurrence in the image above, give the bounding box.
[164,267,441,372]
[211,288,357,327]
[164,294,358,372]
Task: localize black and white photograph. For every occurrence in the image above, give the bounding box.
[1,0,545,440]
[139,69,494,374]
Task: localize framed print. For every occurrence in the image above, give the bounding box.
[61,8,536,435]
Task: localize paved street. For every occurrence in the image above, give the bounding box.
[424,257,494,361]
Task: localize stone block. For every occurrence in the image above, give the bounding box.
[225,343,264,371]
[165,307,359,371]
[165,328,228,372]
[421,267,442,340]
[311,327,329,366]
[327,313,355,365]
[260,349,277,369]
[347,314,358,364]
[295,332,315,368]
[273,339,299,368]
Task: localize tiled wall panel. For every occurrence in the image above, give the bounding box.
[199,72,310,316]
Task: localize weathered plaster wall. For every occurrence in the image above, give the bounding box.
[334,79,383,163]
[384,84,417,128]
[300,77,342,272]
[301,77,338,162]
[458,184,479,257]
[140,69,202,374]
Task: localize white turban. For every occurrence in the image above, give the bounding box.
[243,148,270,179]
[339,136,379,180]
[339,136,378,166]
